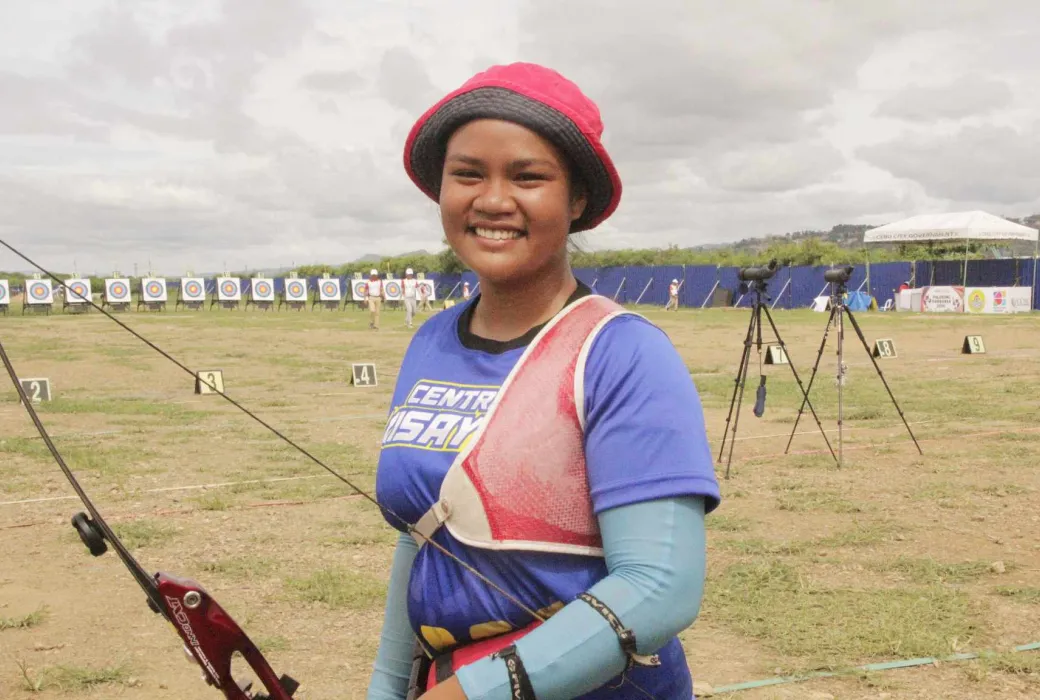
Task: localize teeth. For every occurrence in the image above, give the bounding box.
[473,227,523,241]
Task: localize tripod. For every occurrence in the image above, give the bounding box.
[718,282,837,478]
[783,281,923,467]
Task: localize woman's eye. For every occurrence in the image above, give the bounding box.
[452,170,480,179]
[516,172,546,182]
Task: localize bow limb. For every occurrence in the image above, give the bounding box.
[0,336,298,700]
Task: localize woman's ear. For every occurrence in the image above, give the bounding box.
[569,190,588,223]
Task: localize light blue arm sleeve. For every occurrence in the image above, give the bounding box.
[367,531,420,700]
[455,495,707,700]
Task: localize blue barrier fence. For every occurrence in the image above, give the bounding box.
[114,257,1040,311]
[428,258,1039,310]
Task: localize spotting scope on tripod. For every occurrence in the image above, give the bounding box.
[783,265,923,467]
[718,260,836,478]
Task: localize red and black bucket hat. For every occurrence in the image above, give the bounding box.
[403,62,622,233]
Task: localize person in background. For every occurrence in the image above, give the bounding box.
[462,281,471,301]
[665,278,680,310]
[403,268,418,329]
[418,281,432,312]
[368,61,719,700]
[366,269,384,330]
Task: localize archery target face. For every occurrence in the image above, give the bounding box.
[351,279,368,301]
[217,277,241,301]
[181,278,205,301]
[0,280,8,304]
[66,279,92,303]
[251,279,274,301]
[416,280,436,300]
[142,278,168,302]
[106,279,131,303]
[285,279,307,301]
[384,280,403,301]
[319,279,341,301]
[27,280,53,304]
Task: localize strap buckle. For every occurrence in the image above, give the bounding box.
[577,593,661,668]
[410,499,451,546]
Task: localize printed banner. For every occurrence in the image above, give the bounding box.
[964,286,1033,314]
[920,286,964,313]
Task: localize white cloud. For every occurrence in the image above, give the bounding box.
[1,0,1039,274]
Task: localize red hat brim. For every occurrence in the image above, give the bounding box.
[403,71,621,233]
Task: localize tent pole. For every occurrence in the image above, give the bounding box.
[1033,239,1038,310]
[963,241,968,287]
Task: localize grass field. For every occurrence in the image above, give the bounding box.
[1,302,1038,699]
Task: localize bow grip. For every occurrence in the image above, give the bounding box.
[155,572,298,700]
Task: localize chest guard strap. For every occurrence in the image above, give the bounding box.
[410,294,636,556]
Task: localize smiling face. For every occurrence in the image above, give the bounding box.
[440,119,586,287]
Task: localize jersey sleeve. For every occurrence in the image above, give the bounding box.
[582,315,721,514]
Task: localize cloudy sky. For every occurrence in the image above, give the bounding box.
[2,0,1039,275]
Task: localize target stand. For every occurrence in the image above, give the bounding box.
[62,279,93,315]
[102,277,132,312]
[136,299,167,312]
[23,278,54,315]
[245,278,275,312]
[0,280,11,315]
[175,276,206,311]
[279,276,308,311]
[211,277,242,310]
[312,276,343,311]
[137,278,168,312]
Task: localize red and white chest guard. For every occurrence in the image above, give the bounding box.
[412,294,637,557]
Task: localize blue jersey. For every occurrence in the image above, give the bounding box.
[375,292,720,698]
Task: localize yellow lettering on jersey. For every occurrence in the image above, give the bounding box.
[469,620,513,641]
[421,625,457,651]
[537,601,565,618]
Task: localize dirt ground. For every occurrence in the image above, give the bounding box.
[0,302,1038,699]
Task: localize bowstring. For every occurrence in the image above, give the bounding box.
[0,239,547,626]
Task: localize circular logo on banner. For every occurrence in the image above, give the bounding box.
[29,282,48,300]
[385,281,402,297]
[322,281,338,296]
[70,282,89,298]
[254,281,272,297]
[110,282,128,298]
[221,281,237,296]
[185,281,202,297]
[146,281,163,298]
[967,289,985,312]
[287,281,304,297]
[993,290,1005,308]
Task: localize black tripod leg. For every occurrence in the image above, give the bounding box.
[719,306,757,476]
[844,308,924,455]
[784,304,836,454]
[759,305,838,463]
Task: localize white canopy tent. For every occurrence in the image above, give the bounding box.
[864,210,1039,287]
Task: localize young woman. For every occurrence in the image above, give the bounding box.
[369,63,721,700]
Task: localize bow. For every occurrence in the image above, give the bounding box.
[0,239,550,698]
